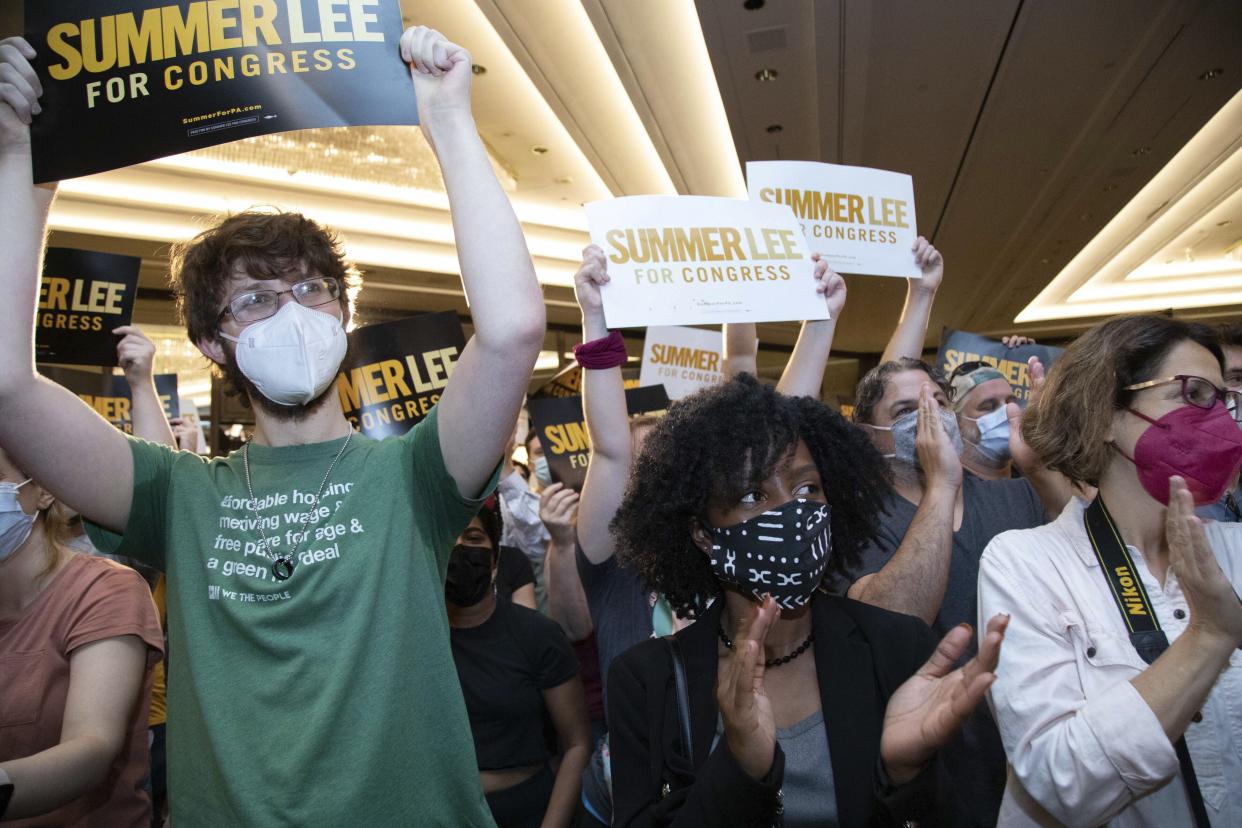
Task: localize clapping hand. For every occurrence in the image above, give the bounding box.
[916,384,963,492]
[880,614,1009,784]
[1168,476,1242,648]
[717,595,780,780]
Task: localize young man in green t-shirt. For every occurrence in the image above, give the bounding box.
[0,26,545,826]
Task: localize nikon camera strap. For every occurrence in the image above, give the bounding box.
[1084,496,1211,828]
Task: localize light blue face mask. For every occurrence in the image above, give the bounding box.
[867,408,964,467]
[965,406,1011,464]
[0,479,36,564]
[533,456,553,487]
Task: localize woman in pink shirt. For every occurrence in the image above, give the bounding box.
[0,446,163,825]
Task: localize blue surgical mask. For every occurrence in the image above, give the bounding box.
[0,479,36,564]
[965,407,1011,464]
[533,456,553,487]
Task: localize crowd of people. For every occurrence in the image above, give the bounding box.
[2,25,1241,828]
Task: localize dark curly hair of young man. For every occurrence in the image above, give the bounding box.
[611,373,892,619]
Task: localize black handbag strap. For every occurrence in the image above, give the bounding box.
[1084,496,1211,828]
[666,636,695,767]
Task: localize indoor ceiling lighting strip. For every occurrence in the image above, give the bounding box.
[147,152,591,232]
[1017,88,1242,322]
[582,0,746,198]
[474,0,676,196]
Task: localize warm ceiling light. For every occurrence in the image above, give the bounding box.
[471,63,487,75]
[554,176,574,184]
[1017,88,1242,323]
[765,124,783,134]
[755,68,779,82]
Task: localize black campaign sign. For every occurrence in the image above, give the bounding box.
[26,0,417,183]
[37,247,140,367]
[40,366,179,432]
[937,328,1065,405]
[526,385,669,491]
[334,311,466,440]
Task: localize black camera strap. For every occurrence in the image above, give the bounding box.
[1084,496,1211,827]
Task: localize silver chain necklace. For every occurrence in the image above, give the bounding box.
[241,428,353,581]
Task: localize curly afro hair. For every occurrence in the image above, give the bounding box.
[611,374,892,619]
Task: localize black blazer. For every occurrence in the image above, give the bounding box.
[606,593,948,827]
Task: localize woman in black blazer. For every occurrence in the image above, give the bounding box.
[606,375,1007,827]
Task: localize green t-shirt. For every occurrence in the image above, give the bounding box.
[88,408,498,827]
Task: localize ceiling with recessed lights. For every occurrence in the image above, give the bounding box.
[5,0,1241,400]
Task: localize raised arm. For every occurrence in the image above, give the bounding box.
[402,27,545,498]
[776,256,845,399]
[880,237,943,363]
[0,38,134,532]
[849,385,961,624]
[115,326,177,449]
[723,323,758,379]
[574,246,631,565]
[540,483,593,641]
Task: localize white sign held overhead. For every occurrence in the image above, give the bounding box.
[585,196,823,328]
[746,161,919,279]
[639,326,725,401]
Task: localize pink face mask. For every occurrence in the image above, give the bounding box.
[1119,402,1242,505]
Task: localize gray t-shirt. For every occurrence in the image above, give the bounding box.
[829,473,1046,634]
[829,472,1047,828]
[711,710,836,828]
[576,545,652,717]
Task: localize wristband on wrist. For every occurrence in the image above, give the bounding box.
[572,330,627,370]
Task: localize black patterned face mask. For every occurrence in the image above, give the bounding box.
[707,499,832,610]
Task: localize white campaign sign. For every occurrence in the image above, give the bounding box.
[746,161,919,278]
[639,326,724,400]
[586,196,824,328]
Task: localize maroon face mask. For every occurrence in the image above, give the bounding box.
[1118,402,1242,505]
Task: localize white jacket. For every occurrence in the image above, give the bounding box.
[979,497,1242,827]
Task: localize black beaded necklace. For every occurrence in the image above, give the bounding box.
[717,624,814,668]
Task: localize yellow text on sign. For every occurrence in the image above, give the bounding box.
[39,277,127,315]
[336,347,459,410]
[45,0,386,80]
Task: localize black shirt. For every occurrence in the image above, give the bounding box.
[450,598,579,770]
[496,544,536,601]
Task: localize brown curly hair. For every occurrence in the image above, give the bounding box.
[170,210,361,347]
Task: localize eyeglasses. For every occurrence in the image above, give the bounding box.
[217,277,341,324]
[1123,375,1242,422]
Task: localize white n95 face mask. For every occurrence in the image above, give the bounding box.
[219,301,347,407]
[0,479,36,564]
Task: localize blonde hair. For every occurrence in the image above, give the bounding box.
[35,500,77,577]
